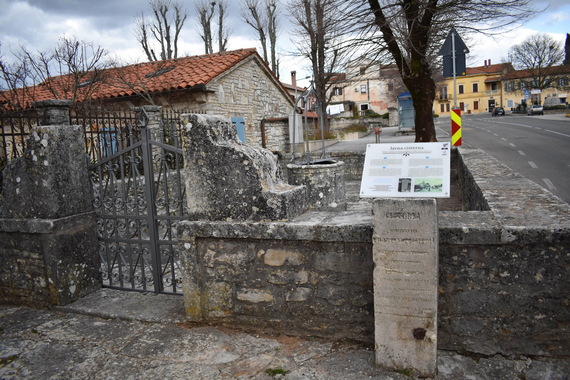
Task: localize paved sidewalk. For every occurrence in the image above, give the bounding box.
[1,289,569,379]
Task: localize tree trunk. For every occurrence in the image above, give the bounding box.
[405,74,437,142]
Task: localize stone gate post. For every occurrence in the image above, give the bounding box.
[0,99,100,307]
[136,105,163,171]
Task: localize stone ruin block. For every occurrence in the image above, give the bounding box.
[1,123,92,219]
[182,114,307,221]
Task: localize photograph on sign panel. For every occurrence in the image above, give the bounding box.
[413,178,443,193]
[398,178,412,192]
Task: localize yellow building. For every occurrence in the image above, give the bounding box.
[434,61,513,115]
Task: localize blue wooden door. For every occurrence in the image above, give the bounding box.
[231,117,245,143]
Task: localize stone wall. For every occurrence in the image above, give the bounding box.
[0,214,99,307]
[437,147,570,357]
[178,146,570,358]
[179,215,374,342]
[329,117,387,132]
[262,119,290,152]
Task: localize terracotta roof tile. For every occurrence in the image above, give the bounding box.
[1,48,260,108]
[466,63,512,75]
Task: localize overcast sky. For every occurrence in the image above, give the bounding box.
[0,0,569,86]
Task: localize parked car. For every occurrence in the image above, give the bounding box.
[492,107,505,116]
[528,104,544,116]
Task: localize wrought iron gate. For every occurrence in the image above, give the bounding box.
[88,110,186,294]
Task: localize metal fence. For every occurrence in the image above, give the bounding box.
[0,107,191,170]
[0,110,39,172]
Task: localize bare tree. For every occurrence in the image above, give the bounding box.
[241,0,280,74]
[562,33,570,65]
[196,0,232,55]
[242,0,268,62]
[349,0,536,142]
[0,37,109,108]
[288,0,349,133]
[135,0,187,61]
[508,33,565,92]
[217,0,230,52]
[196,0,216,54]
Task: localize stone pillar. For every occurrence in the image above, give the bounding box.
[372,198,438,378]
[1,100,92,219]
[137,105,162,142]
[36,99,71,126]
[137,105,163,172]
[0,99,100,307]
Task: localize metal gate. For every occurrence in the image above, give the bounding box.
[87,109,186,294]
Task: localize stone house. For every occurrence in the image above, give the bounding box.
[0,48,294,151]
[434,60,513,115]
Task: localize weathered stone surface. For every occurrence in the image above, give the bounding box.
[178,223,374,342]
[0,100,99,307]
[3,298,569,380]
[287,160,347,211]
[181,114,307,221]
[0,213,100,307]
[33,99,71,126]
[373,198,438,377]
[437,147,570,358]
[0,123,92,219]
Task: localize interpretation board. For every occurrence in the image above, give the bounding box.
[360,142,451,198]
[373,198,438,377]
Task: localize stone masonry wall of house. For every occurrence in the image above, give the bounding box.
[206,58,293,147]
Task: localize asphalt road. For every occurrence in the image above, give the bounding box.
[441,112,570,204]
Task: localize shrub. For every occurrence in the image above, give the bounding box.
[344,123,368,133]
[306,128,336,140]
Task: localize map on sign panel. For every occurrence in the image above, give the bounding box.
[360,142,451,198]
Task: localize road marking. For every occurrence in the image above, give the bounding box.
[509,143,516,147]
[494,121,533,128]
[500,137,507,141]
[543,179,557,191]
[545,129,570,138]
[518,150,526,156]
[528,161,538,169]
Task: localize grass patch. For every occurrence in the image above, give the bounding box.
[265,367,290,377]
[394,367,414,376]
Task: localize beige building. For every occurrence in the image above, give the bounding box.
[434,61,513,115]
[502,65,570,108]
[328,59,404,116]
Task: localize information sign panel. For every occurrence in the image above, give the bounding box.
[360,142,451,198]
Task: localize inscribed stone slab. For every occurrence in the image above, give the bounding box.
[373,198,438,377]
